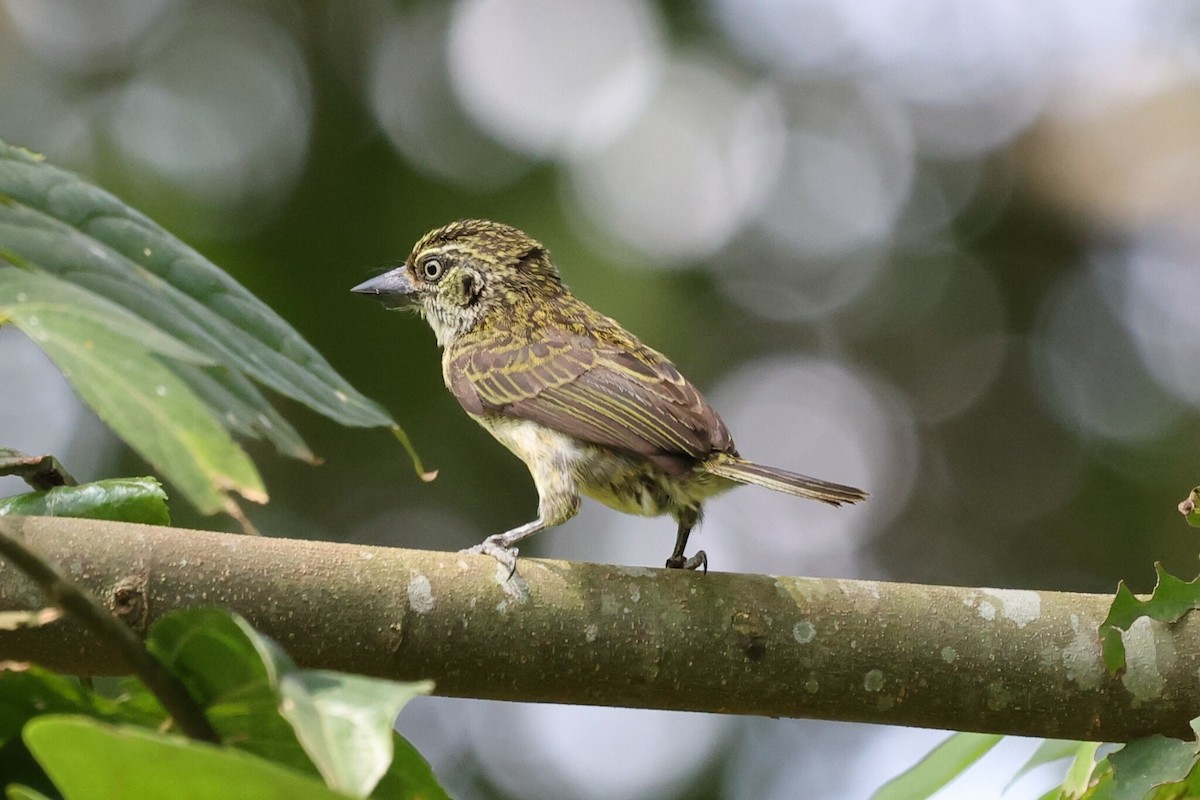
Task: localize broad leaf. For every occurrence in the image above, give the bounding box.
[0,269,265,515]
[172,362,314,463]
[0,477,170,525]
[275,669,434,797]
[0,667,165,794]
[0,140,391,430]
[0,667,162,747]
[24,716,352,800]
[371,732,452,800]
[1061,741,1103,797]
[147,608,437,797]
[145,609,314,777]
[1108,736,1197,800]
[870,732,1003,800]
[0,138,432,500]
[1099,564,1200,675]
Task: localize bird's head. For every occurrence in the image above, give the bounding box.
[351,219,564,345]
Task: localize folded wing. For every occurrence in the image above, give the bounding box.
[447,329,733,474]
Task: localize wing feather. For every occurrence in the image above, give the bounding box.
[447,328,732,470]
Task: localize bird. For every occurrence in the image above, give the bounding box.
[352,219,867,574]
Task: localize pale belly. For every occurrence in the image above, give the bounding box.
[474,414,732,518]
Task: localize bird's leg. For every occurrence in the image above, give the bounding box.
[665,508,706,572]
[462,517,547,576]
[462,458,581,576]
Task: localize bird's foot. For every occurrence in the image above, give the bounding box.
[461,536,519,578]
[665,549,707,573]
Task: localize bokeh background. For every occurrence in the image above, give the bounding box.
[3,1,1200,797]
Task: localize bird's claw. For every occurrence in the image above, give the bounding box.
[461,537,519,578]
[665,549,707,573]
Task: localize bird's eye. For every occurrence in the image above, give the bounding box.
[421,258,444,281]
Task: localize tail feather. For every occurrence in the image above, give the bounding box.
[704,456,867,506]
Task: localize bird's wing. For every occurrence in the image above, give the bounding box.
[447,329,732,470]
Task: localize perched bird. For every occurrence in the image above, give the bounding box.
[352,220,866,573]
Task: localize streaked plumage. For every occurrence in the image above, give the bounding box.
[352,219,867,573]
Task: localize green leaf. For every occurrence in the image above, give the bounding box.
[6,785,55,800]
[147,609,438,797]
[1108,736,1197,800]
[1099,564,1200,676]
[23,716,353,800]
[371,732,452,800]
[1078,759,1116,800]
[871,732,1004,800]
[0,268,211,365]
[1180,488,1200,528]
[1007,739,1092,792]
[0,478,170,525]
[172,363,316,464]
[0,140,391,431]
[275,670,434,797]
[0,670,170,800]
[1061,742,1103,797]
[145,609,314,777]
[0,667,162,748]
[0,269,265,515]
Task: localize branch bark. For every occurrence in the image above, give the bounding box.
[0,520,219,742]
[0,515,1194,742]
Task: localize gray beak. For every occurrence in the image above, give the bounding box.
[351,267,417,309]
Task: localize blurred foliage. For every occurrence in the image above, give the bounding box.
[0,609,443,799]
[0,138,412,519]
[878,731,1200,800]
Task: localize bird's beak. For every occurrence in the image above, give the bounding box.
[351,267,417,309]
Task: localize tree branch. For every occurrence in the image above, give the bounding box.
[0,515,1194,742]
[0,518,219,742]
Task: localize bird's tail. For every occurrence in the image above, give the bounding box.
[704,455,867,506]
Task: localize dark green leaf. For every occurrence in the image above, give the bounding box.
[0,140,391,430]
[6,785,56,800]
[1108,736,1197,800]
[0,478,170,525]
[0,667,162,748]
[1079,760,1116,800]
[23,716,353,800]
[371,732,452,800]
[172,363,316,463]
[871,732,1003,800]
[0,269,266,515]
[145,609,316,778]
[0,450,74,490]
[1099,565,1200,675]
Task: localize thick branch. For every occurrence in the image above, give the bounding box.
[0,515,1194,742]
[0,519,218,741]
